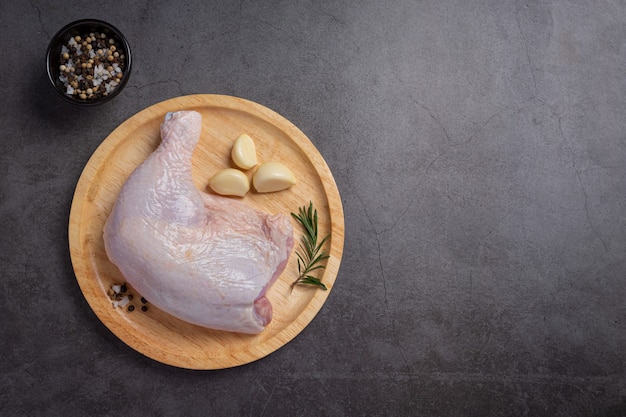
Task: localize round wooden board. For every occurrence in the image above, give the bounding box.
[68,94,344,369]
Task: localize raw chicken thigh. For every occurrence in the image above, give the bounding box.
[103,111,293,334]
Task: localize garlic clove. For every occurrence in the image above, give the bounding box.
[209,168,250,197]
[252,162,296,193]
[231,134,258,170]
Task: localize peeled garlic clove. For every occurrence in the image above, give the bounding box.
[209,168,250,197]
[252,162,296,193]
[231,133,258,170]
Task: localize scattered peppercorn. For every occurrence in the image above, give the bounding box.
[107,283,150,313]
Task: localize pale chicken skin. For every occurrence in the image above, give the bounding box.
[103,111,293,334]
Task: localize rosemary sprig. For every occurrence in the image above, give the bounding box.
[290,202,330,290]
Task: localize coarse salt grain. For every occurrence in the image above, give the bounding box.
[117,296,131,308]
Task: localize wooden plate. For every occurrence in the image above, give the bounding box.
[68,94,344,369]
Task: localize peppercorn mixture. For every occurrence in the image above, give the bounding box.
[58,31,126,101]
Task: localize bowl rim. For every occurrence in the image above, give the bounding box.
[46,19,132,106]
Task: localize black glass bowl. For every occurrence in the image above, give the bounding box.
[46,19,132,106]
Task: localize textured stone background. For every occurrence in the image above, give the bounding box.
[2,1,625,416]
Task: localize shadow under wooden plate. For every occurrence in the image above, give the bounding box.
[68,94,344,369]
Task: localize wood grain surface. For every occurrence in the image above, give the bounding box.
[68,94,344,369]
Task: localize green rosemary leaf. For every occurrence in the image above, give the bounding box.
[295,251,307,266]
[305,264,326,273]
[314,236,330,255]
[309,253,330,268]
[291,276,327,291]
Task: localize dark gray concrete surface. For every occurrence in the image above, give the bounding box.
[2,1,626,416]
